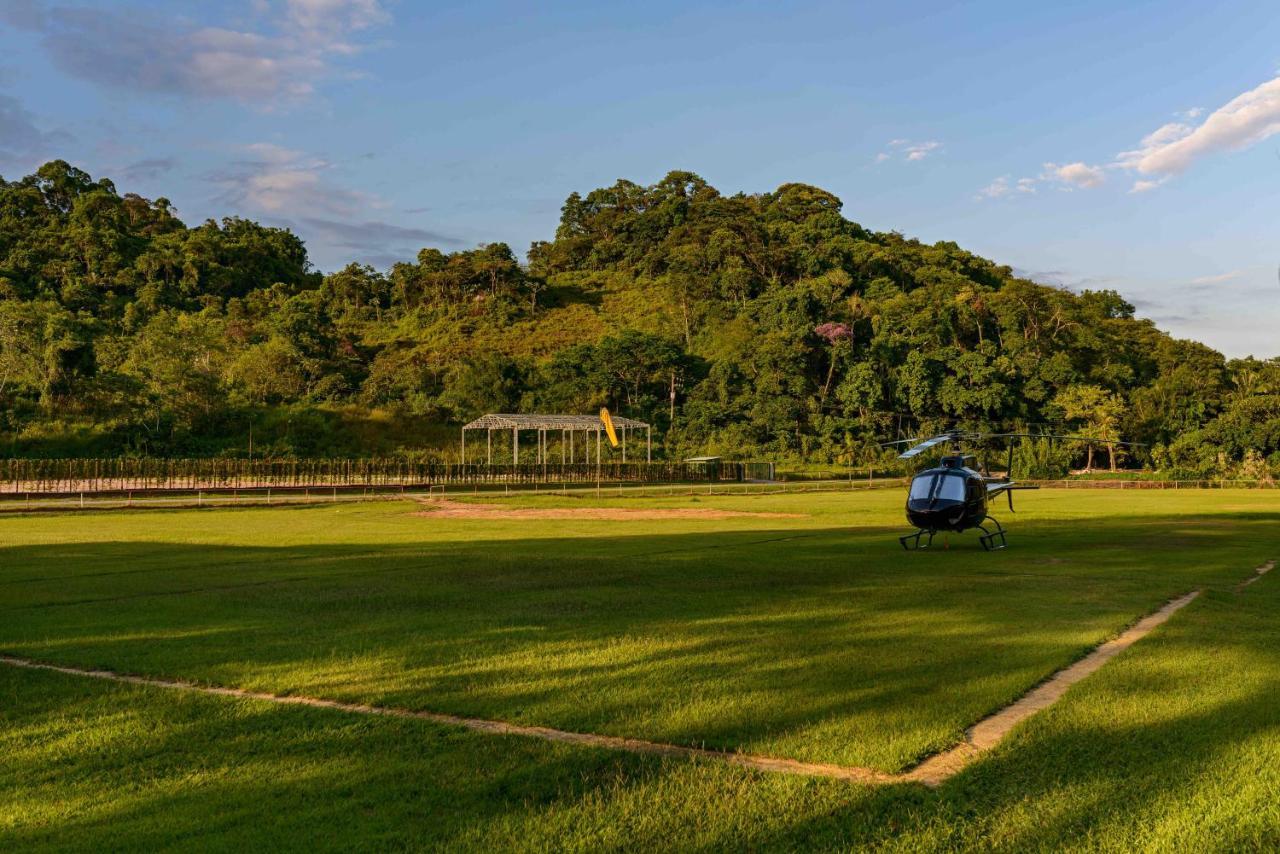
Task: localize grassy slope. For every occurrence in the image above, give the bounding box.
[0,490,1276,773]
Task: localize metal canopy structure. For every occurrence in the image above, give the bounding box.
[461,413,652,465]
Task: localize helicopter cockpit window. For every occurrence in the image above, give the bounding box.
[936,474,966,502]
[909,473,967,503]
[909,475,936,501]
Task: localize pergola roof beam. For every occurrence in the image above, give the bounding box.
[461,413,650,431]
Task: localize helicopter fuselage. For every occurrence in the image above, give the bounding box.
[904,457,993,534]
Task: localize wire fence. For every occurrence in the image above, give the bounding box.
[0,476,913,514]
[0,472,1275,514]
[1024,479,1279,489]
[0,457,777,495]
[0,457,1273,502]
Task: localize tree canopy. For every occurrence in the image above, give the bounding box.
[0,160,1273,475]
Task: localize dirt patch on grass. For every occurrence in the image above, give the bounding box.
[415,499,805,521]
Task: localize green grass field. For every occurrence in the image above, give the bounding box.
[2,489,1278,851]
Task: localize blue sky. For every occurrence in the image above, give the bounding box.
[1,0,1278,357]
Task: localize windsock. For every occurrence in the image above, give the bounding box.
[600,407,620,447]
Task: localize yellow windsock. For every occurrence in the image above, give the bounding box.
[600,407,619,447]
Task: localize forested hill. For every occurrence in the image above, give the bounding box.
[1,160,1276,475]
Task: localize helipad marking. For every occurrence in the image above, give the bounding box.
[7,564,1255,788]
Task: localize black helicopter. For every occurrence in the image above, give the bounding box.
[883,430,1139,551]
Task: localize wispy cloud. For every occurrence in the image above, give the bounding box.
[904,141,941,161]
[208,142,461,270]
[297,216,461,253]
[875,138,943,163]
[1040,161,1106,189]
[975,175,1012,200]
[1187,268,1250,286]
[0,93,71,172]
[1012,268,1115,291]
[1,0,390,106]
[210,144,373,217]
[974,174,1042,201]
[978,76,1280,199]
[119,156,177,182]
[1115,75,1280,191]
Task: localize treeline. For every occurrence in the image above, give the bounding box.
[0,161,1276,476]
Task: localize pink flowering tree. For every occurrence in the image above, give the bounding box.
[814,321,853,404]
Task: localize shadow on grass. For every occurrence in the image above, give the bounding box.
[1,508,1277,773]
[750,584,1280,850]
[5,607,1280,852]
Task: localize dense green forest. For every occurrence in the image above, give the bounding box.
[0,160,1276,476]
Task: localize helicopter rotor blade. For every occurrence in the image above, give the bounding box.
[981,432,1145,447]
[896,434,956,459]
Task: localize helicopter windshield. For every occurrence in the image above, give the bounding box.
[909,473,967,503]
[936,474,966,501]
[909,475,935,501]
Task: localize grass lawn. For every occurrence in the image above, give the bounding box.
[1,488,1278,850]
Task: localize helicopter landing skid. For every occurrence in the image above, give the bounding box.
[899,529,936,551]
[977,516,1007,551]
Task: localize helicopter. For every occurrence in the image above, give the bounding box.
[883,430,1140,551]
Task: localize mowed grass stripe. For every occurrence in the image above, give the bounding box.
[3,497,1280,850]
[0,582,1215,787]
[0,653,894,785]
[1,491,1277,772]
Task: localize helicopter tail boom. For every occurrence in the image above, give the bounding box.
[984,480,1039,512]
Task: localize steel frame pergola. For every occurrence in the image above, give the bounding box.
[460,413,652,465]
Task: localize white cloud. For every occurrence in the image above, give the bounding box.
[878,139,943,163]
[1041,161,1107,189]
[243,143,312,166]
[976,159,1107,201]
[975,176,1011,200]
[1188,269,1246,285]
[976,174,1042,200]
[214,144,373,217]
[285,0,389,42]
[904,141,941,161]
[1129,178,1164,194]
[2,0,390,105]
[1116,75,1280,180]
[978,76,1280,199]
[208,142,462,269]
